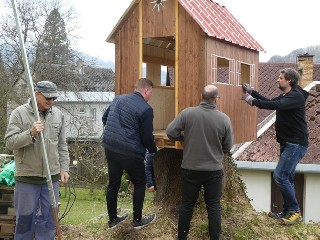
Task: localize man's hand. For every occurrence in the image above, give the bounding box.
[241,93,254,106]
[30,121,44,137]
[60,170,70,183]
[147,186,155,192]
[242,83,253,94]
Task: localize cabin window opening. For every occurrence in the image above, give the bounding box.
[211,55,234,84]
[143,62,174,87]
[236,61,255,85]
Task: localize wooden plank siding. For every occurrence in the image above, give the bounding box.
[146,62,162,85]
[148,86,175,130]
[115,5,140,95]
[143,45,175,66]
[142,0,176,38]
[177,4,206,112]
[114,34,121,95]
[213,83,257,143]
[205,38,259,144]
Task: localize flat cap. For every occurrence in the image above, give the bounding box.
[35,81,58,98]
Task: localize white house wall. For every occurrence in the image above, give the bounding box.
[237,169,271,212]
[54,91,114,140]
[55,101,110,140]
[304,173,320,224]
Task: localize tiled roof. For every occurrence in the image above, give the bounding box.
[35,64,114,92]
[314,63,320,80]
[257,63,320,123]
[56,91,114,102]
[81,66,114,92]
[178,0,265,52]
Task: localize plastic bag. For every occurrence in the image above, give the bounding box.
[0,160,15,186]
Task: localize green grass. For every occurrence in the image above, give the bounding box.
[59,186,106,224]
[59,186,155,225]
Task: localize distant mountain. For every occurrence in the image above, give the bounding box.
[268,45,320,63]
[78,51,170,85]
[78,44,320,71]
[77,51,115,71]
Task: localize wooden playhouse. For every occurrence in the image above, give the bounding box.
[106,0,265,148]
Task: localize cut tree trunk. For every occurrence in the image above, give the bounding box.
[153,148,183,213]
[153,149,247,214]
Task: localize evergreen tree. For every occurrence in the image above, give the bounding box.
[36,8,71,65]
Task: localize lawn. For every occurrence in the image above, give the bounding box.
[59,185,156,223]
[59,186,106,224]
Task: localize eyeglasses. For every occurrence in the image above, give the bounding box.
[45,97,57,101]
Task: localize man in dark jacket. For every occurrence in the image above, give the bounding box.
[242,68,309,225]
[166,85,234,240]
[102,78,157,230]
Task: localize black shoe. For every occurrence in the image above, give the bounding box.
[133,213,156,230]
[268,211,289,219]
[108,213,129,229]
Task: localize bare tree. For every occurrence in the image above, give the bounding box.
[0,56,10,151]
[68,140,107,194]
[0,0,114,193]
[0,0,78,145]
[0,0,78,89]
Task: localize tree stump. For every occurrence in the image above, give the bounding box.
[153,148,183,214]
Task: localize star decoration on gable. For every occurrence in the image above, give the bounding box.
[151,0,167,12]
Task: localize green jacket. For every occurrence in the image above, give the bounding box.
[5,100,70,177]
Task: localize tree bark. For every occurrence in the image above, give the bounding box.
[153,149,248,217]
[153,148,183,213]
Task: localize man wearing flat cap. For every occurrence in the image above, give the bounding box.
[5,80,70,240]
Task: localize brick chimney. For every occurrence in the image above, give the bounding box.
[297,53,314,88]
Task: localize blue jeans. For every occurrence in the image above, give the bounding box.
[273,142,307,213]
[14,181,59,240]
[178,168,223,240]
[145,151,156,188]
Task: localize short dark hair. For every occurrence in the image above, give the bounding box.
[280,68,300,86]
[135,78,154,90]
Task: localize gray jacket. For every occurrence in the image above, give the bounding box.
[5,100,70,177]
[166,102,233,171]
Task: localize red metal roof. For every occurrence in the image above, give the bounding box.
[178,0,265,52]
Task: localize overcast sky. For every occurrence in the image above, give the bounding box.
[70,0,320,63]
[2,0,320,63]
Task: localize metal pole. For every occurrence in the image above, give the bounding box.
[10,0,62,239]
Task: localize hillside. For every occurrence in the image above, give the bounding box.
[268,45,320,63]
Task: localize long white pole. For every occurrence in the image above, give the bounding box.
[10,0,62,239]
